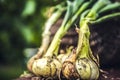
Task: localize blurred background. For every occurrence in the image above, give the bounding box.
[0,0,62,79]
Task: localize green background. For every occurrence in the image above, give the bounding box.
[0,0,62,79]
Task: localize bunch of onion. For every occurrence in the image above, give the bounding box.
[57,0,96,65]
[30,0,90,78]
[62,0,120,80]
[27,2,66,73]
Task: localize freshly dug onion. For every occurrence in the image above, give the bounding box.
[62,50,80,79]
[32,56,62,77]
[76,57,99,80]
[26,2,66,74]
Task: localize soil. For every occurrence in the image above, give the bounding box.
[16,69,120,80]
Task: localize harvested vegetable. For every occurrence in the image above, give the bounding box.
[61,0,120,80]
[31,0,87,78]
[24,0,120,79]
[27,2,66,73]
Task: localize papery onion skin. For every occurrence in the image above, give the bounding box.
[57,54,70,63]
[62,61,80,79]
[32,56,62,77]
[88,58,99,80]
[27,55,40,72]
[76,57,99,80]
[62,50,80,79]
[57,54,65,63]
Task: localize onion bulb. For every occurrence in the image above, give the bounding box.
[76,57,99,80]
[62,49,80,79]
[32,56,62,77]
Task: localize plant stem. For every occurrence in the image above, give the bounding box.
[99,2,120,14]
[38,3,66,56]
[64,1,91,31]
[77,0,120,63]
[76,22,90,58]
[44,1,73,57]
[87,0,110,20]
[45,1,92,57]
[76,0,110,59]
[61,0,85,30]
[72,0,84,13]
[89,12,120,24]
[26,3,66,72]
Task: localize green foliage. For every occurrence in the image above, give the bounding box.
[0,0,62,79]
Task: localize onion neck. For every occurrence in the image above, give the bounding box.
[44,26,65,57]
[76,21,90,58]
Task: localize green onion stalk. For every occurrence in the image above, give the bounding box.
[90,1,120,25]
[62,0,115,80]
[31,0,89,78]
[57,0,93,63]
[76,0,111,79]
[76,0,120,80]
[61,0,96,79]
[27,2,66,73]
[98,2,120,14]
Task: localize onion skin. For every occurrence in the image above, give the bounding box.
[62,50,80,79]
[76,57,99,80]
[27,48,44,72]
[27,55,40,72]
[87,58,99,80]
[57,54,67,63]
[32,56,62,77]
[57,46,73,63]
[76,58,91,79]
[62,61,80,79]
